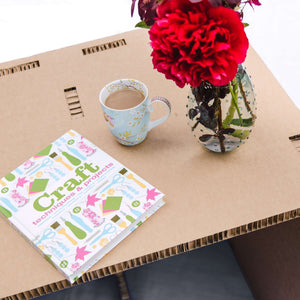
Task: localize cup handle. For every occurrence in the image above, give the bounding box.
[148,96,171,131]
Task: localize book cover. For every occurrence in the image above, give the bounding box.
[0,130,165,283]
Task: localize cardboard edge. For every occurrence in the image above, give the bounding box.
[5,207,300,300]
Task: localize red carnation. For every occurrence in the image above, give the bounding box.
[149,0,249,87]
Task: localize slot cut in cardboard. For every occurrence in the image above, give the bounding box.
[289,134,300,152]
[64,87,84,119]
[0,60,40,77]
[82,38,127,55]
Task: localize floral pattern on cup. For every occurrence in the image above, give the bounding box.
[104,113,114,128]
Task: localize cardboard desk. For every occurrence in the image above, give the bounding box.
[0,29,299,299]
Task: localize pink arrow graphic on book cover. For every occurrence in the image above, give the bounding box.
[86,194,101,207]
[16,177,29,188]
[75,245,91,261]
[146,188,160,201]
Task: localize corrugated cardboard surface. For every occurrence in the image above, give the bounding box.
[0,29,299,299]
[230,217,300,300]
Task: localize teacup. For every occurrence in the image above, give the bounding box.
[99,79,171,146]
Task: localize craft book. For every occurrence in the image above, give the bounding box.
[0,130,165,283]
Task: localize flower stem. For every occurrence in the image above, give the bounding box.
[229,79,243,125]
[239,81,257,119]
[216,95,225,153]
[222,99,236,128]
[222,79,251,140]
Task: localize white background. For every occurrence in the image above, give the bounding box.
[0,0,299,109]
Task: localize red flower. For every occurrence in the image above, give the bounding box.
[149,0,249,87]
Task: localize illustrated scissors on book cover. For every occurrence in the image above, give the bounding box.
[100,174,125,193]
[29,157,53,175]
[35,228,56,245]
[89,223,116,245]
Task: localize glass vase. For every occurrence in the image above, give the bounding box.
[187,65,256,153]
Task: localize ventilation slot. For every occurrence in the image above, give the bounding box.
[289,134,300,152]
[0,60,40,77]
[82,38,127,55]
[64,87,84,119]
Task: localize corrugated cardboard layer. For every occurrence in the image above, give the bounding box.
[1,29,300,299]
[5,208,300,300]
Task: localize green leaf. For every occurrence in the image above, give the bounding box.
[243,23,249,28]
[135,21,151,29]
[230,118,253,127]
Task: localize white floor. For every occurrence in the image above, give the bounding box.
[0,0,299,109]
